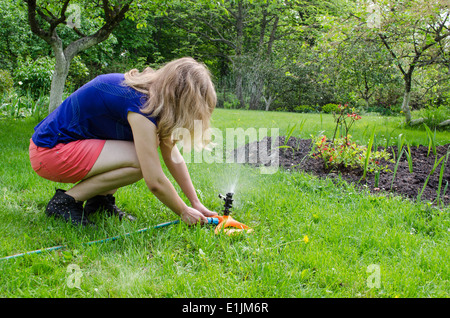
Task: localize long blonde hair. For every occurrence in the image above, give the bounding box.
[123,57,217,147]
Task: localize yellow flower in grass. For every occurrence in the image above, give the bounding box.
[303,235,309,244]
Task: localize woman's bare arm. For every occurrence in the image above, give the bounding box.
[127,111,207,224]
[160,138,217,217]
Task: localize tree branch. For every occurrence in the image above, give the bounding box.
[164,14,237,50]
[64,1,131,59]
[378,33,407,76]
[24,0,51,42]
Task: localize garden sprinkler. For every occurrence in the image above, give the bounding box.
[206,192,252,236]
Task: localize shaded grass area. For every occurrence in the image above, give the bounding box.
[0,111,449,298]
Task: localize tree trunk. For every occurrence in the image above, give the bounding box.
[25,0,132,113]
[235,0,245,108]
[401,90,412,124]
[49,62,70,112]
[263,95,274,111]
[249,76,264,110]
[236,72,245,108]
[49,40,72,112]
[401,72,413,124]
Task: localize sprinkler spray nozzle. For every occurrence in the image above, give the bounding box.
[218,192,234,216]
[211,192,252,236]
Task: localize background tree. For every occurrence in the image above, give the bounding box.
[318,8,402,110]
[362,0,450,124]
[165,0,338,110]
[24,0,133,112]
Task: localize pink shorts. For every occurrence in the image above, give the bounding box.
[29,139,106,183]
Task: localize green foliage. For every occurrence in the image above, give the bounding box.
[14,56,55,96]
[0,90,48,120]
[293,105,318,113]
[311,134,392,173]
[418,106,450,130]
[321,103,339,113]
[0,69,13,94]
[66,56,90,90]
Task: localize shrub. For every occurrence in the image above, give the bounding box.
[293,105,317,113]
[275,106,288,112]
[321,103,339,113]
[0,69,13,94]
[311,135,392,173]
[14,56,54,96]
[418,106,450,130]
[66,56,90,90]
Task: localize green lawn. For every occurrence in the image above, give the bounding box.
[0,110,449,298]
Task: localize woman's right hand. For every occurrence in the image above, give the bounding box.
[180,206,208,225]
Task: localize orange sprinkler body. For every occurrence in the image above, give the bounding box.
[213,215,252,235]
[207,193,252,236]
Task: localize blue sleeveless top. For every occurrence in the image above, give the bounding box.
[32,73,157,148]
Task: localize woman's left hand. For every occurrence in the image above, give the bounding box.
[192,201,218,218]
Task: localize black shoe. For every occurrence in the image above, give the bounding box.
[84,194,136,221]
[46,189,94,227]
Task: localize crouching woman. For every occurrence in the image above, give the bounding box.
[29,57,217,227]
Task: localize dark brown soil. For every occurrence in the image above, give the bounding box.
[234,136,450,205]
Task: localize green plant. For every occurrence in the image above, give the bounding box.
[311,134,391,173]
[294,105,317,113]
[423,123,437,157]
[391,147,405,190]
[321,103,339,113]
[0,90,49,120]
[418,106,450,130]
[277,123,297,157]
[435,149,450,205]
[417,150,449,202]
[405,143,413,173]
[0,92,21,118]
[361,128,375,180]
[14,56,55,97]
[0,69,13,94]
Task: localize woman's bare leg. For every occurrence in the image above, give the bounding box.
[66,140,143,201]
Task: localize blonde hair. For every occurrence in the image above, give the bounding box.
[123,57,217,147]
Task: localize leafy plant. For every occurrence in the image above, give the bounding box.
[390,147,405,190]
[405,143,413,173]
[14,56,55,97]
[417,150,449,203]
[311,134,391,174]
[361,128,375,180]
[435,149,450,205]
[423,123,437,157]
[321,103,339,113]
[0,69,13,94]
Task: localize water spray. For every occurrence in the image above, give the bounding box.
[207,192,252,236]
